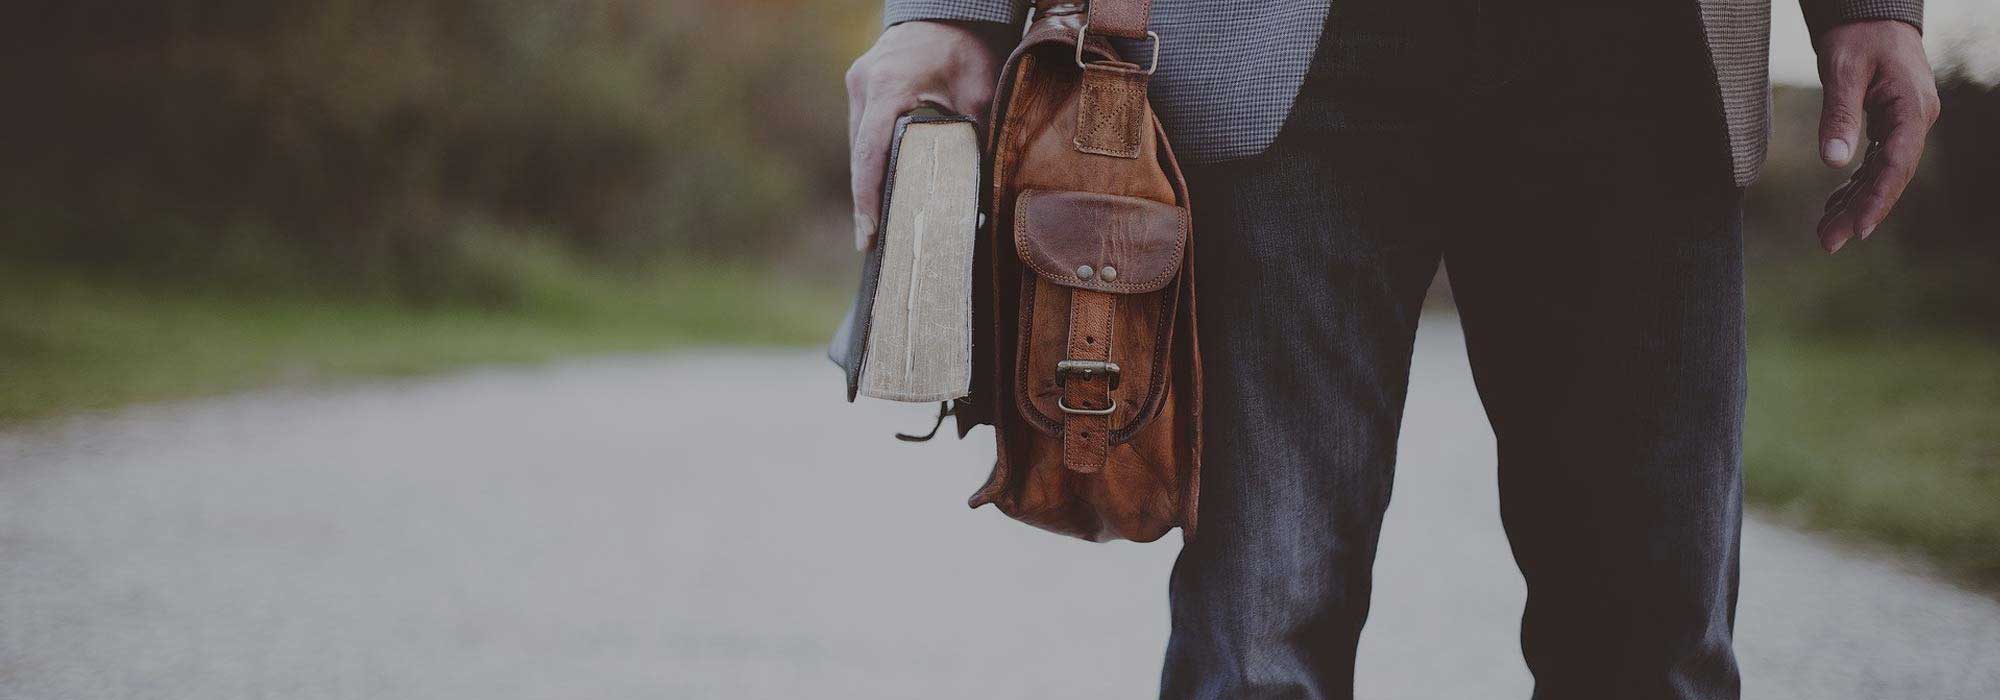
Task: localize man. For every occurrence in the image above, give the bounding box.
[845,0,1937,698]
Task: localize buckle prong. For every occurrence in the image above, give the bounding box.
[1055,359,1121,390]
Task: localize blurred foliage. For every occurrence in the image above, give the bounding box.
[0,0,872,418]
[1,0,1992,329]
[1743,76,2000,589]
[0,0,876,303]
[1744,79,2000,337]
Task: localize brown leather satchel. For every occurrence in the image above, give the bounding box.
[953,0,1201,542]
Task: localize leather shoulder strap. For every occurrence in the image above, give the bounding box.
[1086,0,1150,38]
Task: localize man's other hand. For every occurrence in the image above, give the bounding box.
[846,21,1009,251]
[1815,20,1939,253]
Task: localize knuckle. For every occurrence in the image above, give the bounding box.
[1860,191,1896,213]
[844,59,871,90]
[1880,152,1919,173]
[863,70,910,97]
[1822,51,1863,80]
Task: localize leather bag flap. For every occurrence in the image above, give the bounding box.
[1014,189,1187,294]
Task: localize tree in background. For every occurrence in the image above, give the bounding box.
[2,0,1993,330]
[1,0,871,302]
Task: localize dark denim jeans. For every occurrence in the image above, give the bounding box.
[1159,2,1746,699]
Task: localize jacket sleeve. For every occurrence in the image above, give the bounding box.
[884,0,1028,28]
[1800,0,1923,38]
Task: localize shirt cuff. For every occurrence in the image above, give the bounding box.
[1803,0,1924,39]
[883,0,1027,29]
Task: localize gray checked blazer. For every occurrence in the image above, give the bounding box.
[885,0,1924,186]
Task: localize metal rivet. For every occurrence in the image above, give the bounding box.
[1099,265,1118,282]
[1076,265,1094,280]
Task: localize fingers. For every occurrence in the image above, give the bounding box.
[849,100,898,251]
[842,21,1006,252]
[845,49,919,253]
[846,82,972,251]
[1817,105,1931,252]
[846,60,867,155]
[1817,142,1884,252]
[844,58,874,251]
[1812,20,1939,253]
[950,59,997,124]
[1818,54,1867,167]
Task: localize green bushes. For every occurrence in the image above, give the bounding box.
[1,0,873,301]
[1744,81,2000,337]
[1742,79,2000,588]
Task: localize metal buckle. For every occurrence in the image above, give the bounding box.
[1074,24,1161,76]
[1058,397,1118,416]
[1054,359,1121,390]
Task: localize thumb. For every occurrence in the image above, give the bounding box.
[1818,61,1867,168]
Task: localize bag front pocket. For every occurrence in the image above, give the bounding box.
[1010,189,1188,443]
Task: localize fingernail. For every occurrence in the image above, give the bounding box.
[1859,223,1876,240]
[1822,139,1852,166]
[853,212,874,251]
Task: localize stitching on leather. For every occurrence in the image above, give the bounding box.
[1013,275,1064,436]
[1061,289,1115,471]
[1087,0,1152,37]
[1012,191,1188,294]
[1074,65,1142,158]
[1110,276,1177,443]
[1011,236,1181,442]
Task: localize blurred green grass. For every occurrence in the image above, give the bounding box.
[1731,84,2000,589]
[1746,330,2000,585]
[0,246,844,423]
[2,1,869,423]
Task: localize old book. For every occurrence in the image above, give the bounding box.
[828,111,980,403]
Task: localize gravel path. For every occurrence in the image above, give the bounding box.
[3,318,1995,699]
